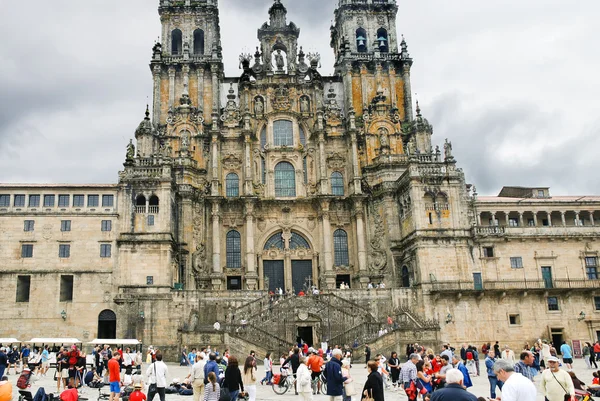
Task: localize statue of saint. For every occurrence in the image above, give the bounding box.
[254,97,264,115]
[444,138,454,161]
[300,97,309,113]
[181,132,190,150]
[378,128,390,148]
[192,243,206,277]
[274,49,285,71]
[126,139,135,160]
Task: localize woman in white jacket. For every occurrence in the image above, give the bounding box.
[296,357,312,401]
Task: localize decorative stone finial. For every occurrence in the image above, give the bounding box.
[416,100,421,118]
[145,104,150,120]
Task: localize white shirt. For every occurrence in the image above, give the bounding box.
[146,361,169,388]
[501,372,537,401]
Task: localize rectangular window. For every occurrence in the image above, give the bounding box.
[586,257,598,279]
[147,215,155,226]
[59,244,70,258]
[100,244,112,258]
[510,257,523,269]
[542,219,549,226]
[14,195,25,207]
[58,195,70,207]
[60,275,74,302]
[273,120,294,146]
[146,276,154,285]
[547,297,559,311]
[101,220,112,232]
[43,195,55,207]
[102,195,114,207]
[0,195,10,207]
[483,247,494,258]
[509,314,521,325]
[61,220,71,232]
[595,296,600,311]
[24,220,35,232]
[508,218,519,227]
[88,195,99,207]
[227,276,242,290]
[73,195,85,207]
[537,190,545,198]
[16,276,31,302]
[21,244,33,258]
[29,195,40,207]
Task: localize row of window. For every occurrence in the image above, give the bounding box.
[171,28,204,56]
[0,194,114,208]
[260,121,306,149]
[490,217,588,227]
[16,275,73,303]
[22,220,112,232]
[355,27,389,53]
[21,244,112,258]
[507,296,600,323]
[225,166,345,198]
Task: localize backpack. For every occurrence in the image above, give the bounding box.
[69,351,79,366]
[17,371,32,389]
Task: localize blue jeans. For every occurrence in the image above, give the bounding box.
[230,390,240,401]
[488,376,503,399]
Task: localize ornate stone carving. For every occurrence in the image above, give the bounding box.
[444,139,455,162]
[126,139,135,161]
[192,243,208,287]
[220,84,242,128]
[327,152,346,170]
[222,153,243,170]
[323,86,343,125]
[271,84,291,111]
[254,96,265,116]
[369,203,388,272]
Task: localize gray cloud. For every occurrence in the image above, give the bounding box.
[0,0,598,196]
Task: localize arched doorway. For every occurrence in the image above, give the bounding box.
[97,309,117,339]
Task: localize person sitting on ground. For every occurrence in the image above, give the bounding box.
[430,369,478,401]
[60,378,80,401]
[129,383,147,401]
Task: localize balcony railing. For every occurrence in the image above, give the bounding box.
[474,226,506,236]
[430,279,600,293]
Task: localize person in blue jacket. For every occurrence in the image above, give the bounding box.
[451,355,472,388]
[324,349,348,401]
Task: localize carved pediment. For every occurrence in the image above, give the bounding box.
[271,84,292,111]
[222,153,243,170]
[327,152,346,170]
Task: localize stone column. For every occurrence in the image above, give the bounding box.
[561,211,566,226]
[354,200,368,273]
[210,64,220,131]
[490,212,497,226]
[320,200,334,288]
[244,134,253,195]
[318,133,327,194]
[343,64,354,112]
[168,67,176,109]
[518,212,524,227]
[245,200,257,289]
[576,212,581,226]
[533,212,538,227]
[182,65,190,97]
[403,61,413,121]
[360,65,369,111]
[546,211,552,227]
[388,65,397,109]
[350,132,361,195]
[152,65,162,125]
[505,212,510,227]
[211,134,220,196]
[476,213,482,226]
[590,211,595,226]
[196,67,204,112]
[211,201,221,275]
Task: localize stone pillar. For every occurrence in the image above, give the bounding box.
[211,64,220,131]
[360,65,369,111]
[318,133,327,194]
[505,212,510,227]
[182,65,190,97]
[168,67,176,109]
[351,132,361,195]
[211,134,220,196]
[344,64,354,112]
[245,200,257,289]
[403,61,413,121]
[476,213,482,226]
[590,211,595,226]
[152,65,162,125]
[533,212,538,227]
[561,211,566,226]
[518,212,524,227]
[320,200,335,288]
[244,134,253,195]
[388,65,397,109]
[576,212,581,226]
[354,200,368,274]
[491,212,497,226]
[196,67,204,112]
[546,211,552,227]
[180,195,194,289]
[211,201,221,275]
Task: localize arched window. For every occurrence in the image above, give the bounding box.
[260,127,267,150]
[274,162,296,197]
[333,229,349,266]
[273,120,293,147]
[377,28,389,52]
[226,230,242,268]
[193,29,204,55]
[356,28,368,53]
[226,173,240,198]
[135,195,146,213]
[401,266,410,288]
[264,232,284,250]
[290,233,310,249]
[331,172,344,196]
[171,29,183,55]
[149,195,159,214]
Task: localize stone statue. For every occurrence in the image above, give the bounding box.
[126,139,135,160]
[300,96,309,113]
[378,128,390,148]
[407,138,416,155]
[274,49,285,71]
[444,138,454,161]
[192,243,207,277]
[254,97,264,115]
[181,132,190,150]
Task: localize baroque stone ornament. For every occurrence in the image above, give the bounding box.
[327,152,346,170]
[220,84,242,128]
[222,153,243,170]
[323,86,343,125]
[271,84,291,111]
[369,202,388,272]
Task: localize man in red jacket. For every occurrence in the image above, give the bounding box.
[108,354,122,401]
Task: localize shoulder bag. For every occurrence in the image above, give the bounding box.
[148,363,157,394]
[219,385,231,401]
[550,370,575,401]
[362,388,374,401]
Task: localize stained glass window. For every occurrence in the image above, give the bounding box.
[331,172,344,196]
[333,229,349,266]
[226,230,242,268]
[264,232,284,250]
[226,173,240,198]
[273,120,293,147]
[290,233,310,249]
[275,162,296,197]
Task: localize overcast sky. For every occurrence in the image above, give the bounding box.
[0,0,598,196]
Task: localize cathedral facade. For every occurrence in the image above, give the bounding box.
[2,0,600,358]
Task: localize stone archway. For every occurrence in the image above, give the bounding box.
[97,309,117,339]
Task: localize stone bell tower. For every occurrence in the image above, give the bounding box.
[257,0,301,75]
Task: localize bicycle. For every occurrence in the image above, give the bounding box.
[311,372,327,395]
[272,374,296,395]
